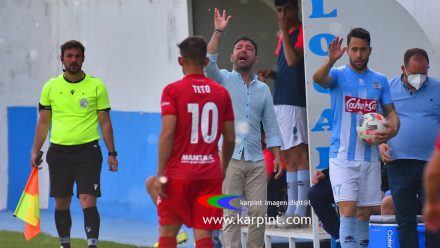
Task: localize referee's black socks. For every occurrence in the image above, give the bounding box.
[83,206,100,247]
[55,209,72,248]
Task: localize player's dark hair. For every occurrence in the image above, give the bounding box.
[233,37,258,55]
[177,36,207,66]
[404,48,429,67]
[60,40,85,58]
[274,0,298,7]
[347,27,371,46]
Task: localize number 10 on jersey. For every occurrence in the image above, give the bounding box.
[187,102,219,144]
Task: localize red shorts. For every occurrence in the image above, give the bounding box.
[157,177,222,230]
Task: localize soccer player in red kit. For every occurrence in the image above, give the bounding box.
[425,133,440,232]
[156,36,235,248]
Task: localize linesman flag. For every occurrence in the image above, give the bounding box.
[14,151,43,240]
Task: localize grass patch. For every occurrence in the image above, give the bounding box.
[0,230,146,248]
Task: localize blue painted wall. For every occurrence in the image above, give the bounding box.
[7,107,161,224]
[96,111,161,223]
[7,107,37,210]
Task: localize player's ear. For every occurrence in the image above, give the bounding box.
[204,57,209,66]
[60,55,63,62]
[230,54,233,63]
[178,57,184,66]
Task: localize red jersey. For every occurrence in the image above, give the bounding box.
[264,149,275,175]
[275,24,303,56]
[161,74,234,179]
[437,133,440,150]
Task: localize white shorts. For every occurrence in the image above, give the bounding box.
[274,105,308,150]
[329,158,382,207]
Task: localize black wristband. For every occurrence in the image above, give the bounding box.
[214,29,225,36]
[108,151,117,156]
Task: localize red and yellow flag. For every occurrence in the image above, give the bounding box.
[14,167,40,240]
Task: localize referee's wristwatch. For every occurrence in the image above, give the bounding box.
[108,151,118,157]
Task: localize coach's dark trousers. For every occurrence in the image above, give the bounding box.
[387,159,440,248]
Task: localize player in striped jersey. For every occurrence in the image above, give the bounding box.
[312,28,399,248]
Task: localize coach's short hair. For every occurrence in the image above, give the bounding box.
[347,28,371,46]
[177,36,207,66]
[404,48,429,66]
[233,37,258,55]
[274,0,298,7]
[60,40,85,58]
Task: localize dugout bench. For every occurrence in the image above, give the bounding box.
[240,225,330,248]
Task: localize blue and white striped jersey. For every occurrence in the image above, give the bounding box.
[328,65,393,161]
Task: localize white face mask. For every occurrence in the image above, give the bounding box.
[405,68,427,90]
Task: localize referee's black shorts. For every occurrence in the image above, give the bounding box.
[46,140,103,198]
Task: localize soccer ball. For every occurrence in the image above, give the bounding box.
[356,113,386,145]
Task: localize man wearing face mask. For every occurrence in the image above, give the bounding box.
[379,48,440,248]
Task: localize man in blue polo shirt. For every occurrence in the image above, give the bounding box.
[379,48,440,248]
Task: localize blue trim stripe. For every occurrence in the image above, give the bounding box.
[6,107,161,222]
[364,143,372,161]
[7,107,37,210]
[347,113,357,161]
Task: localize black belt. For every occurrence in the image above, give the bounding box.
[50,140,99,151]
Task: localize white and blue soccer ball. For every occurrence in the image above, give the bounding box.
[356,112,386,145]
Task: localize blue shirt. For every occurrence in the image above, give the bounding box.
[274,27,306,107]
[204,53,283,161]
[387,75,440,161]
[329,65,393,161]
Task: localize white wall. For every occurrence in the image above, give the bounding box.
[0,0,57,211]
[397,0,440,56]
[0,0,189,210]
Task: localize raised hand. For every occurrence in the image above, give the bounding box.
[214,8,231,32]
[328,37,346,63]
[277,12,289,34]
